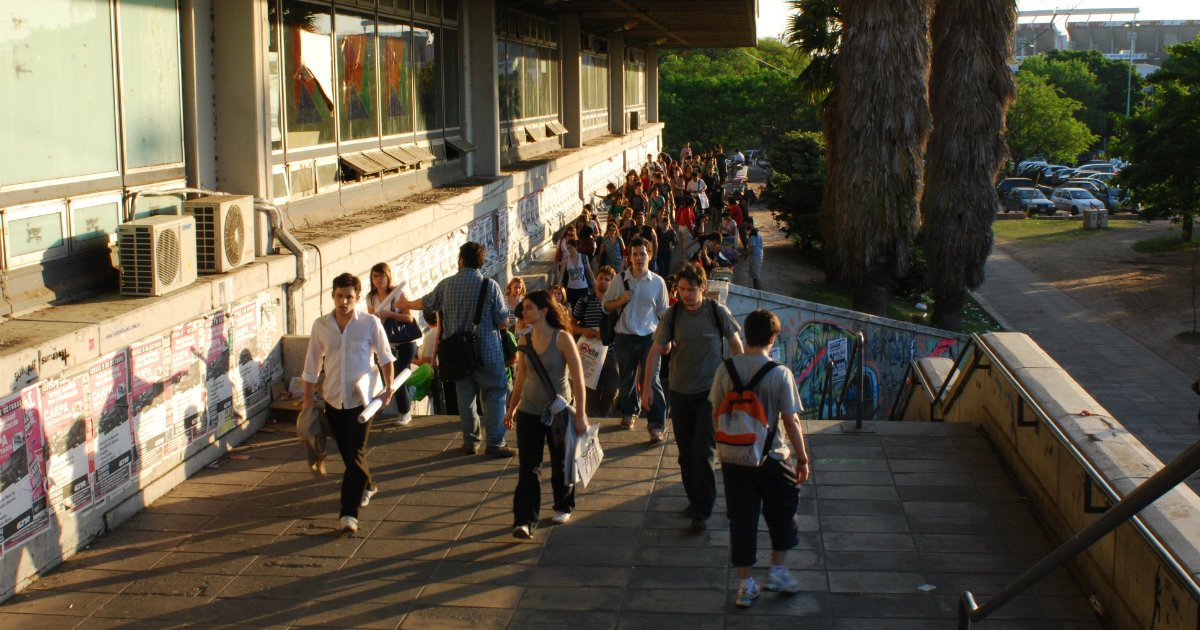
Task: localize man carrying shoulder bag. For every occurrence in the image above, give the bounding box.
[393,242,513,457]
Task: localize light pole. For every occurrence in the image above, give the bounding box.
[1125,21,1140,116]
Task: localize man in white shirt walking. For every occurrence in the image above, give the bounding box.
[603,237,669,441]
[302,273,395,534]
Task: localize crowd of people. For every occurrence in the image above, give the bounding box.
[299,143,800,609]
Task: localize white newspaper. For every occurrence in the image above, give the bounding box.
[565,423,604,488]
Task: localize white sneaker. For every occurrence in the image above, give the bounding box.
[552,511,572,524]
[360,486,377,507]
[765,567,802,593]
[512,524,533,539]
[340,515,359,534]
[395,411,412,426]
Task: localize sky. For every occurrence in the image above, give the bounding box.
[755,0,1200,41]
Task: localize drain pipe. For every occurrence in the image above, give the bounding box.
[123,189,308,334]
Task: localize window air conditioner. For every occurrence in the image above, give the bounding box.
[118,215,198,297]
[183,194,255,273]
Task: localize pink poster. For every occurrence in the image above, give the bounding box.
[2,390,49,553]
[130,336,176,472]
[170,319,209,443]
[205,311,235,439]
[226,301,267,436]
[39,372,95,514]
[88,350,134,500]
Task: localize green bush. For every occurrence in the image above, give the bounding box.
[762,131,826,250]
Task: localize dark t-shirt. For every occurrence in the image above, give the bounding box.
[653,300,741,394]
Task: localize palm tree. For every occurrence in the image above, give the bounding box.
[921,0,1017,330]
[823,0,932,315]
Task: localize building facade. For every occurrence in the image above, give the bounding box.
[0,0,755,597]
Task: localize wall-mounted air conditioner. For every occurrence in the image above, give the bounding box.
[183,195,255,273]
[118,215,197,297]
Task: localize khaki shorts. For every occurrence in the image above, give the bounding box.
[749,256,762,280]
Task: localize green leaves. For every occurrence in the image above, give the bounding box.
[1006,71,1097,163]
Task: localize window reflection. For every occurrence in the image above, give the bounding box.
[336,10,378,141]
[282,4,335,149]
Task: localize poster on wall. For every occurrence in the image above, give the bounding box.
[2,390,49,553]
[38,372,95,514]
[129,336,176,472]
[205,311,235,439]
[170,319,209,443]
[225,301,266,436]
[88,350,135,500]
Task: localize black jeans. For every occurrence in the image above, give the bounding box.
[325,403,372,519]
[389,341,418,414]
[722,457,801,567]
[513,410,574,531]
[669,390,717,520]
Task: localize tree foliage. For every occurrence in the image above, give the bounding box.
[1006,71,1097,163]
[762,131,826,249]
[1018,56,1106,137]
[1043,49,1146,137]
[1112,36,1200,242]
[658,40,820,153]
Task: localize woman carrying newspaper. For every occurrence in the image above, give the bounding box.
[503,290,589,539]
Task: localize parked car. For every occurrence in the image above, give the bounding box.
[996,177,1035,196]
[1064,179,1113,209]
[1075,163,1117,176]
[1001,188,1056,215]
[1050,187,1105,215]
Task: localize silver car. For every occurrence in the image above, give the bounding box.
[1050,187,1105,216]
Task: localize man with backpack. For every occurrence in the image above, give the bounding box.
[708,309,809,608]
[642,263,743,533]
[603,237,669,438]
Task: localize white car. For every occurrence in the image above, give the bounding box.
[1050,187,1105,216]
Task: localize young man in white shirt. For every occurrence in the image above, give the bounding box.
[302,273,395,534]
[603,237,669,439]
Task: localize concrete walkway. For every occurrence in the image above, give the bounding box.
[1,417,1100,629]
[974,248,1200,467]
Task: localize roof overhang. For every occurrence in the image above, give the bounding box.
[506,0,759,49]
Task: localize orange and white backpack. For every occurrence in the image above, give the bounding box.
[714,359,782,467]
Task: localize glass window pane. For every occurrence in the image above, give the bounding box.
[538,47,550,117]
[132,193,182,219]
[522,45,537,119]
[335,10,378,141]
[380,17,412,136]
[71,200,120,243]
[269,0,283,151]
[499,41,521,124]
[10,212,65,257]
[442,28,459,127]
[549,47,559,116]
[412,24,437,131]
[443,0,457,22]
[0,0,119,186]
[119,0,183,169]
[282,1,335,150]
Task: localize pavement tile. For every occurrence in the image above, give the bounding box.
[399,604,512,630]
[819,514,910,534]
[633,545,727,568]
[119,572,232,598]
[90,593,208,621]
[429,560,533,585]
[22,568,134,594]
[823,551,921,572]
[828,592,939,619]
[240,554,349,577]
[0,590,113,617]
[614,611,725,630]
[822,532,915,552]
[817,499,905,517]
[292,599,410,629]
[517,585,624,611]
[0,612,94,630]
[827,570,929,594]
[149,551,260,575]
[527,565,630,588]
[506,609,619,629]
[628,566,725,590]
[622,587,726,614]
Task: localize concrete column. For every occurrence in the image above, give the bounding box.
[646,45,659,123]
[211,0,270,198]
[465,0,500,177]
[608,33,626,136]
[560,14,582,149]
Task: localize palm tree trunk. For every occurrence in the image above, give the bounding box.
[826,0,933,315]
[922,0,1017,331]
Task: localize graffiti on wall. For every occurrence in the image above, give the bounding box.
[774,315,960,420]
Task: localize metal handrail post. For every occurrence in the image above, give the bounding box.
[959,437,1200,629]
[888,359,916,421]
[854,332,866,429]
[837,334,862,419]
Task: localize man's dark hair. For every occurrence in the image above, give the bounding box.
[460,242,486,269]
[332,272,361,295]
[675,262,706,288]
[627,236,648,252]
[743,309,781,347]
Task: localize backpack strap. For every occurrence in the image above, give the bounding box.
[724,358,745,392]
[516,332,559,397]
[746,361,782,390]
[669,299,726,345]
[472,280,489,327]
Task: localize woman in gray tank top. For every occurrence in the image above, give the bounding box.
[503,290,590,539]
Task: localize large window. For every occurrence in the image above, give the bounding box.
[496,9,559,151]
[270,0,463,186]
[625,48,646,109]
[0,0,184,270]
[581,50,609,137]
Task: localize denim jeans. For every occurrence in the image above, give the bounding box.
[389,341,418,414]
[669,390,717,520]
[512,410,574,531]
[614,333,665,429]
[455,361,510,447]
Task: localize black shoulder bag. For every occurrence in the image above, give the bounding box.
[437,281,489,382]
[599,272,631,346]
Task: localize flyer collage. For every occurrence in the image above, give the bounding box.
[0,294,275,558]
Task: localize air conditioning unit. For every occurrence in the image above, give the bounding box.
[183,194,255,273]
[118,215,198,297]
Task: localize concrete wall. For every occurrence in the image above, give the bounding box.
[0,128,660,600]
[725,284,964,420]
[907,332,1200,629]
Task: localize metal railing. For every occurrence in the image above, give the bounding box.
[835,331,869,427]
[943,334,1200,627]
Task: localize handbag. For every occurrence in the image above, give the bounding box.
[383,317,422,345]
[437,281,489,382]
[599,272,630,346]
